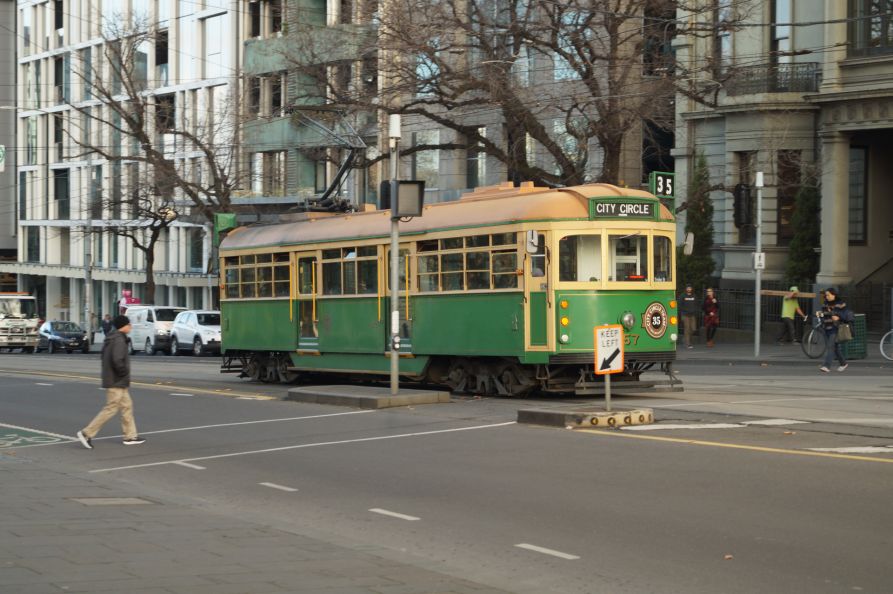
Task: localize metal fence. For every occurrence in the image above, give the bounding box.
[705,282,891,335]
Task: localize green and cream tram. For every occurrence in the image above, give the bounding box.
[219,182,679,396]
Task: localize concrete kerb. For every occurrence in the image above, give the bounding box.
[285,385,451,409]
[518,407,655,429]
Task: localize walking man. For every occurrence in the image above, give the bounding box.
[776,286,807,345]
[76,315,145,448]
[680,284,699,348]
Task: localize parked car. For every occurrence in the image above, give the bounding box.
[170,310,222,356]
[124,305,187,355]
[37,320,90,354]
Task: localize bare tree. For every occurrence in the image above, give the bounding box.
[281,0,739,188]
[65,19,243,302]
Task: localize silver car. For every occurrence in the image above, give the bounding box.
[170,310,221,356]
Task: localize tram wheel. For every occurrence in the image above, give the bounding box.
[276,356,298,383]
[245,355,262,382]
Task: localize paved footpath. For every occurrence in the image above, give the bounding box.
[675,339,891,367]
[0,452,508,594]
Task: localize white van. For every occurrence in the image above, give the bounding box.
[124,305,187,355]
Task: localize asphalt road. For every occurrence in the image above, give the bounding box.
[2,352,892,593]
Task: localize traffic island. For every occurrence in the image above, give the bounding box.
[285,385,450,409]
[518,407,654,429]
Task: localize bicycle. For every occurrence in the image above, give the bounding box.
[881,328,893,361]
[801,314,827,359]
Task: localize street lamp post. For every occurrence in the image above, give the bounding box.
[388,115,401,395]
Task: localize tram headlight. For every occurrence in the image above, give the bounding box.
[670,333,678,342]
[560,334,570,343]
[560,316,570,327]
[621,312,635,330]
[670,316,678,325]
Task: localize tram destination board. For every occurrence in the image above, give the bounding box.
[589,200,655,220]
[594,324,624,375]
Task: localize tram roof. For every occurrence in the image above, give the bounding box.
[220,182,672,252]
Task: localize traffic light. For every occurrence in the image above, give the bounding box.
[733,183,752,228]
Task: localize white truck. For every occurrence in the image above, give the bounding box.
[0,293,40,352]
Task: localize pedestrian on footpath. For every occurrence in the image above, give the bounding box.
[703,287,720,347]
[817,287,849,373]
[679,284,699,348]
[76,315,146,449]
[776,286,807,345]
[100,313,112,336]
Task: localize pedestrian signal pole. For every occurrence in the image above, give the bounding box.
[388,115,401,395]
[754,171,764,358]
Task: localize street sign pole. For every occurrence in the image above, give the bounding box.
[754,171,764,358]
[388,115,401,396]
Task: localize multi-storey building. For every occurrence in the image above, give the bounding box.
[673,0,893,288]
[1,0,243,324]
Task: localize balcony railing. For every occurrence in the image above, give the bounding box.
[725,62,820,96]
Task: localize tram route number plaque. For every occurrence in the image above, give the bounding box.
[594,324,624,376]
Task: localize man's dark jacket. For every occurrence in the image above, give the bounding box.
[101,330,131,388]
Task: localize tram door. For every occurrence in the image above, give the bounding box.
[525,232,551,348]
[384,248,412,353]
[296,255,318,351]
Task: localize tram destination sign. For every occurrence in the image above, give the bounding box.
[589,200,655,220]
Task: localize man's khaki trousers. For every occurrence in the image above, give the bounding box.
[83,387,138,440]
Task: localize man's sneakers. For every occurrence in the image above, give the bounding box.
[837,364,849,372]
[122,437,146,445]
[76,430,93,449]
[819,366,830,373]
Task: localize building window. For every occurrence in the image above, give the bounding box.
[849,0,893,56]
[54,169,70,219]
[155,30,169,86]
[247,76,261,116]
[466,127,486,189]
[188,228,204,272]
[775,150,800,246]
[735,151,757,244]
[412,130,440,190]
[155,93,175,131]
[771,0,791,65]
[553,11,586,81]
[848,146,868,244]
[251,151,287,195]
[26,117,38,166]
[202,15,226,79]
[249,0,261,37]
[27,228,41,263]
[713,1,733,75]
[644,1,675,75]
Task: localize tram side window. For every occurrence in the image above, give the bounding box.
[559,235,602,282]
[653,236,672,282]
[224,256,239,298]
[609,234,648,282]
[415,232,518,292]
[322,246,378,295]
[530,234,546,277]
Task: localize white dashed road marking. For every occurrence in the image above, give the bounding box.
[170,393,194,397]
[369,508,420,521]
[259,482,298,492]
[515,543,580,560]
[172,461,206,470]
[808,446,893,454]
[35,383,53,386]
[742,419,809,426]
[623,419,812,431]
[623,423,743,431]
